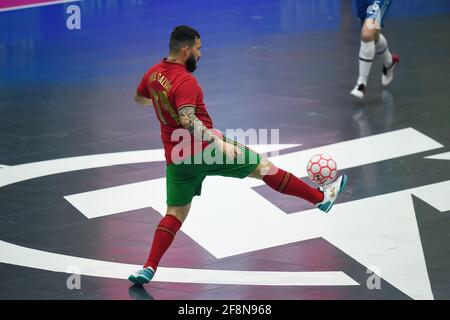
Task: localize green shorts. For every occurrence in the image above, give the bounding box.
[166,140,261,206]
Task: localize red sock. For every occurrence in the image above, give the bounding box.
[144,214,182,270]
[263,165,324,204]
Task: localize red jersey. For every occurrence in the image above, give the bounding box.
[137,59,215,165]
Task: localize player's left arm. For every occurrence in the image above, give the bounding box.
[134,91,153,107]
[135,71,153,107]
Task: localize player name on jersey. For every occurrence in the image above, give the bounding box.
[149,71,172,92]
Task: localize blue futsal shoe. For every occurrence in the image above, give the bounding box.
[128,267,155,285]
[316,175,348,213]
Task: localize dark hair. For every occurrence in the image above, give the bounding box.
[169,25,200,54]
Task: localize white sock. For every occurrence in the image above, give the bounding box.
[376,33,393,68]
[357,40,375,86]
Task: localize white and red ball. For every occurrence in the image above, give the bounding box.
[306,153,337,185]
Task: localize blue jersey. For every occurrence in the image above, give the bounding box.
[356,0,393,26]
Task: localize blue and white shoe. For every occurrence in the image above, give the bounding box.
[128,267,155,285]
[316,175,348,213]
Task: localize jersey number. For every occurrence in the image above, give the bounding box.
[150,89,180,125]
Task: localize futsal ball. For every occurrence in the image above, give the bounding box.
[307,153,337,185]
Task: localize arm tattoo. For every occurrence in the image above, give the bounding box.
[178,106,217,144]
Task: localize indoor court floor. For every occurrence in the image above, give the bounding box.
[0,0,449,300]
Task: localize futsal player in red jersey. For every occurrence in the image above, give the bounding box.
[129,25,348,285]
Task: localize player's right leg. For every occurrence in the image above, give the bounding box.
[128,204,191,285]
[249,157,348,213]
[206,141,348,213]
[351,19,379,99]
